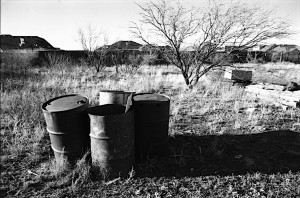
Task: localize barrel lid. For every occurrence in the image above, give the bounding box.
[133,93,169,102]
[43,94,88,112]
[100,90,124,93]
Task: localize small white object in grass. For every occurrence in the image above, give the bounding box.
[235,155,243,159]
[246,107,257,113]
[105,177,120,185]
[27,170,39,176]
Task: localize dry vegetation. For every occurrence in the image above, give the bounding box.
[1,54,300,197]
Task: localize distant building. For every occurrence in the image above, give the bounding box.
[0,34,59,52]
[272,44,298,53]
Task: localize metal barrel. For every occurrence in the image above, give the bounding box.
[87,104,135,178]
[99,90,134,106]
[42,94,90,164]
[132,93,170,160]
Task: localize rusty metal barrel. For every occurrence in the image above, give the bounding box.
[42,94,90,163]
[87,104,135,178]
[132,93,170,159]
[99,90,134,106]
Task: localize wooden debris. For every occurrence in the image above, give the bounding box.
[224,69,252,82]
[245,83,300,109]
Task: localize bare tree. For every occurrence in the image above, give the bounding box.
[77,24,106,51]
[77,24,111,73]
[131,0,291,87]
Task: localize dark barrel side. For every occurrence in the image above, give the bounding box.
[87,104,135,178]
[42,94,90,163]
[132,93,170,160]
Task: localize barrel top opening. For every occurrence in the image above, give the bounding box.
[87,104,127,116]
[100,90,124,93]
[42,94,88,112]
[133,93,170,102]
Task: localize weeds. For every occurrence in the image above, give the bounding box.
[1,59,299,197]
[0,52,38,71]
[42,52,71,68]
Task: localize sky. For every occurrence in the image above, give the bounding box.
[1,0,300,50]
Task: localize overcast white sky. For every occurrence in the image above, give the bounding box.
[1,0,300,50]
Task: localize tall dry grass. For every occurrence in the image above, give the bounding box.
[235,62,300,85]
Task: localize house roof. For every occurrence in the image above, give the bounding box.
[0,35,56,51]
[138,44,172,52]
[260,44,277,52]
[272,46,288,53]
[286,48,300,54]
[272,45,300,53]
[108,40,142,50]
[138,44,155,51]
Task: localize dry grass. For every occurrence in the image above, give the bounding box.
[1,55,300,197]
[235,62,300,85]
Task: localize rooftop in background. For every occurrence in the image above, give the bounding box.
[108,40,143,50]
[0,35,59,52]
[97,40,171,52]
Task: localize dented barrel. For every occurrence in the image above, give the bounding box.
[87,104,135,178]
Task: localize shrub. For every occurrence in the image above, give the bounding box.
[142,54,158,65]
[120,54,143,74]
[79,51,112,73]
[42,52,71,68]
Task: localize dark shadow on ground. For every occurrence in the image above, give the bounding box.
[135,130,300,177]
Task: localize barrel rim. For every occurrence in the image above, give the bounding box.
[42,94,88,113]
[132,93,170,103]
[99,90,135,95]
[99,90,124,93]
[51,145,70,154]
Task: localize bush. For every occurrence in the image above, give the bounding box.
[246,52,265,64]
[142,54,158,65]
[127,54,143,66]
[118,54,143,74]
[42,52,71,68]
[79,50,115,73]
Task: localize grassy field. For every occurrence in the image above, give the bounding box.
[1,55,300,197]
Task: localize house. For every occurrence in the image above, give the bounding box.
[269,45,300,63]
[0,34,58,52]
[284,48,300,63]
